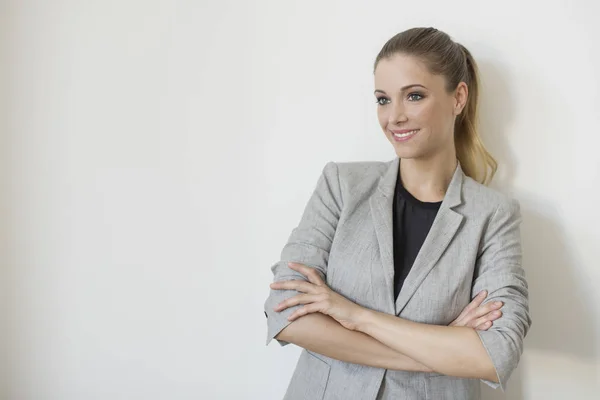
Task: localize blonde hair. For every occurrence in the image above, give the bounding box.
[374,27,497,185]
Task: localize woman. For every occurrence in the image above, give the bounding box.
[264,27,531,400]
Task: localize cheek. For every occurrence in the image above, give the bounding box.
[409,102,450,133]
[407,103,434,124]
[433,100,455,126]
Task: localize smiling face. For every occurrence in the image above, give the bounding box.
[374,53,466,161]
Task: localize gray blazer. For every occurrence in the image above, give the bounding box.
[264,157,531,400]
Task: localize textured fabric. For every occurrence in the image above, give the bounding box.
[393,164,441,299]
[263,157,531,400]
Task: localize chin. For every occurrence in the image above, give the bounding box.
[394,150,421,160]
[390,143,425,160]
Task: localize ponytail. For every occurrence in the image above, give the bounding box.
[454,44,497,184]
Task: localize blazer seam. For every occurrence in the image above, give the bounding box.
[332,161,344,210]
[490,201,503,227]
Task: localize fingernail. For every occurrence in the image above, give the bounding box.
[480,290,487,296]
[495,301,503,307]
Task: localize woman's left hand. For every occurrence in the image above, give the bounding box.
[270,262,366,331]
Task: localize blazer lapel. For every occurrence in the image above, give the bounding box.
[394,162,465,316]
[369,157,400,314]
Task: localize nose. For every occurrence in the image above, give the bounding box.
[388,101,408,125]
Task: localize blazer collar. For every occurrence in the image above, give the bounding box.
[370,156,465,316]
[376,156,464,208]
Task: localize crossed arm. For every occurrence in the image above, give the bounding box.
[276,313,433,372]
[274,286,502,376]
[272,264,500,381]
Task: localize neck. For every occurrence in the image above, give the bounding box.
[399,151,458,203]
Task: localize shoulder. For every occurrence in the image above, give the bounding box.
[325,159,391,197]
[332,159,390,183]
[461,175,521,220]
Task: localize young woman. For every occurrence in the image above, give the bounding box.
[264,27,531,400]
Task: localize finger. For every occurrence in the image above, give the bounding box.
[274,294,324,312]
[288,263,325,286]
[458,290,487,320]
[475,320,492,331]
[453,290,488,325]
[472,310,502,328]
[288,303,321,321]
[463,300,503,326]
[270,280,318,294]
[473,301,504,319]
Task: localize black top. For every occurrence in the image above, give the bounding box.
[393,170,442,300]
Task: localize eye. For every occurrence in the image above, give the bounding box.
[407,92,424,102]
[376,97,390,106]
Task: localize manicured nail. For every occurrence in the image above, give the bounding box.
[495,301,503,307]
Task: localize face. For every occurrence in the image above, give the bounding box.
[373,53,467,161]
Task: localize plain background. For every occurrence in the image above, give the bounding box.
[1,0,599,399]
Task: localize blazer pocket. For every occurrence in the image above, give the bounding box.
[284,350,331,400]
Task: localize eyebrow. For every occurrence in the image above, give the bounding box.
[374,84,428,95]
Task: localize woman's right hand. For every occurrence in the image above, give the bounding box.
[449,290,503,331]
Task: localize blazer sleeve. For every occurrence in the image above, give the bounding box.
[263,161,344,346]
[471,198,532,391]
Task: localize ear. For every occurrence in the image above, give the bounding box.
[453,82,469,115]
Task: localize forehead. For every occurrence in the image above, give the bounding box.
[374,53,445,91]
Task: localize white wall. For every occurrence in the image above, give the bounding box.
[2,0,599,399]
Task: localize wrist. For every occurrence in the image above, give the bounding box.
[354,307,376,333]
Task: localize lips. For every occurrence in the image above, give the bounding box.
[392,129,419,138]
[391,129,420,141]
